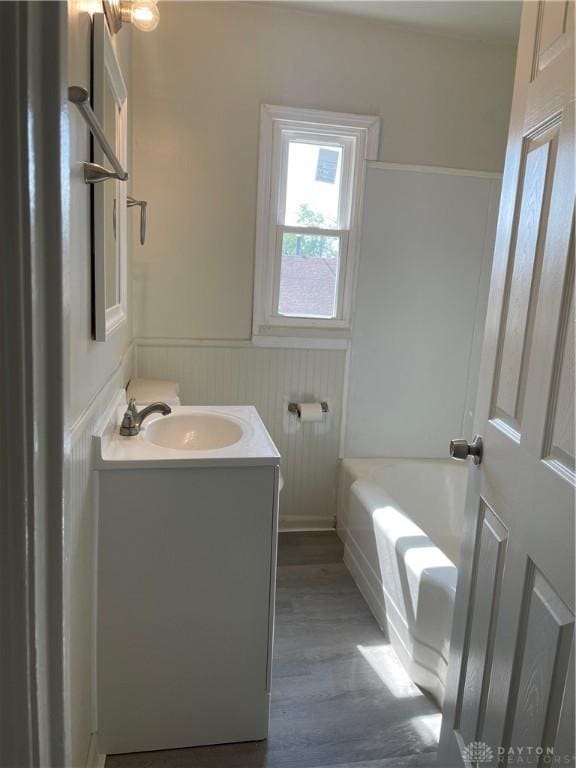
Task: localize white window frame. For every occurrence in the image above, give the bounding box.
[253,105,380,336]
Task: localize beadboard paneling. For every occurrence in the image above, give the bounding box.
[65,349,133,768]
[135,344,347,529]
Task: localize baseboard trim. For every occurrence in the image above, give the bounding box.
[279,514,335,531]
[279,526,336,532]
[335,525,347,544]
[86,733,106,768]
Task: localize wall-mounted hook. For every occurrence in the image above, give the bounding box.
[128,196,147,245]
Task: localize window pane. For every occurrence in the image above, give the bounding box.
[277,233,340,318]
[283,142,342,229]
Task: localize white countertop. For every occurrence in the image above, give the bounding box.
[94,400,281,470]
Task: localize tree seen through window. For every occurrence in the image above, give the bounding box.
[281,204,339,258]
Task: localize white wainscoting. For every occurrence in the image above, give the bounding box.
[65,347,133,768]
[135,343,347,529]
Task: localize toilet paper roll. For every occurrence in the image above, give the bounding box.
[298,403,324,423]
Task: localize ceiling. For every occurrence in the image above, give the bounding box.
[265,1,521,44]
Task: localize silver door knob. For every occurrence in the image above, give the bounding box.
[450,435,483,465]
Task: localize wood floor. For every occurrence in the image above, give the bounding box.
[106,532,439,768]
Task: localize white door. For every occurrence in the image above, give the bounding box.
[439,2,575,766]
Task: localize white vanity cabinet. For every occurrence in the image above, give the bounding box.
[94,404,280,755]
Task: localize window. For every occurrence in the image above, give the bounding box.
[253,105,380,336]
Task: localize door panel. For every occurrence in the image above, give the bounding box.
[439,2,575,765]
[546,268,574,472]
[533,0,571,73]
[492,126,558,436]
[505,565,574,753]
[457,504,508,746]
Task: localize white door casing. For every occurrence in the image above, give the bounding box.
[0,2,68,766]
[439,1,575,766]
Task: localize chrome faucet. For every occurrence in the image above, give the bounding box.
[120,398,172,436]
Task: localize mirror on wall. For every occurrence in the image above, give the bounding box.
[92,12,128,341]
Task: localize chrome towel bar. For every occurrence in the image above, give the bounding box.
[68,85,128,183]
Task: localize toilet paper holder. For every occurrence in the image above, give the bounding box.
[288,401,329,418]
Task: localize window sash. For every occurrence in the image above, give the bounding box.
[271,224,349,321]
[276,130,355,231]
[271,129,355,322]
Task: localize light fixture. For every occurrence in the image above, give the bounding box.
[132,1,160,31]
[103,0,160,34]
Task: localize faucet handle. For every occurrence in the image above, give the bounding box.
[120,398,171,436]
[120,399,139,436]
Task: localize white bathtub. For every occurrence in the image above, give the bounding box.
[337,458,468,706]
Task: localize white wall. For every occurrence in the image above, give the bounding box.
[66,4,133,765]
[131,1,516,340]
[344,164,501,458]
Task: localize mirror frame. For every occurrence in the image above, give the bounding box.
[92,12,128,341]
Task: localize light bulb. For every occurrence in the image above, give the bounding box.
[129,0,160,31]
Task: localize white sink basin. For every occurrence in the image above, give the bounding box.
[95,402,279,467]
[144,412,245,451]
